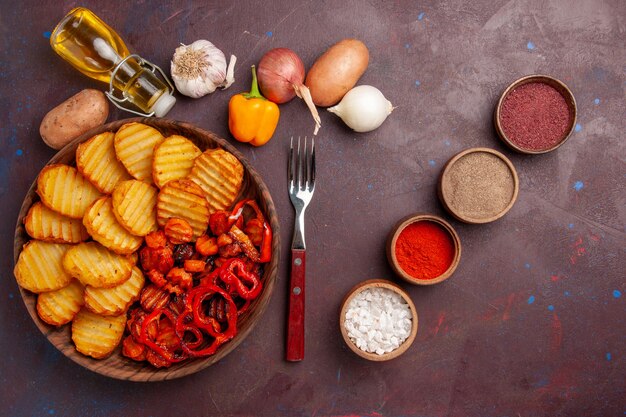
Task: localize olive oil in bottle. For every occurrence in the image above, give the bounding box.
[50,7,175,117]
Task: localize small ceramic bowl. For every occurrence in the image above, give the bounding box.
[386,214,461,285]
[339,279,418,361]
[494,74,577,154]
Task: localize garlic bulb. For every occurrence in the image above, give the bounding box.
[328,85,394,132]
[170,40,237,98]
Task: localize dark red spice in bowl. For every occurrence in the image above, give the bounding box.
[495,75,576,154]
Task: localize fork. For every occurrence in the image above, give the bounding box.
[286,136,315,362]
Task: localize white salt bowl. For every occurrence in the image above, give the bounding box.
[339,279,418,361]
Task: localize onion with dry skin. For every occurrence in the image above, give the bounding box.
[257,48,321,135]
[328,85,394,133]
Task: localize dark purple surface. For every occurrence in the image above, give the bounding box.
[1,1,624,416]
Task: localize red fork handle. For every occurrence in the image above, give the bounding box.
[286,249,306,361]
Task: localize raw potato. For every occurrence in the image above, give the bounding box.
[305,39,369,107]
[40,89,109,150]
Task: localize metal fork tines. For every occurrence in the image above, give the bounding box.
[286,136,315,362]
[288,136,316,250]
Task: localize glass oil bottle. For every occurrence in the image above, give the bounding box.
[50,7,176,117]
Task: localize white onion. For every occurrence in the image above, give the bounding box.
[328,85,394,132]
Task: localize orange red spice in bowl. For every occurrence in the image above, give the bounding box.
[386,214,461,285]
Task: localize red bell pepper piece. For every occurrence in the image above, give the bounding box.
[227,200,272,263]
[139,308,187,364]
[176,285,238,357]
[218,258,263,300]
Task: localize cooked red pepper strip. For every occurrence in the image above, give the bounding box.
[227,200,272,263]
[228,200,248,226]
[192,288,225,336]
[258,219,272,263]
[229,225,260,262]
[156,314,182,350]
[244,200,272,263]
[175,311,204,350]
[174,285,238,357]
[197,267,221,290]
[177,302,220,358]
[179,332,223,358]
[198,287,236,335]
[219,258,263,300]
[139,308,187,364]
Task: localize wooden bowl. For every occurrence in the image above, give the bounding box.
[494,74,577,154]
[438,148,519,224]
[386,214,461,285]
[13,117,280,381]
[339,279,418,361]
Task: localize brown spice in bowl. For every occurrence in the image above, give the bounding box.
[440,149,518,223]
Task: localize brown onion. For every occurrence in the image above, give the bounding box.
[257,48,321,134]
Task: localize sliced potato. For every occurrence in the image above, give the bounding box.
[111,179,158,236]
[24,201,89,243]
[84,267,145,316]
[76,131,132,193]
[152,135,202,188]
[188,149,243,212]
[63,242,134,288]
[72,309,127,359]
[14,241,73,293]
[156,179,210,239]
[83,196,143,254]
[36,280,85,326]
[37,164,102,219]
[114,122,165,184]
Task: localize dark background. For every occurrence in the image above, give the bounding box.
[1,1,624,416]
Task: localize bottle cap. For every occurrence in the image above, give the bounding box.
[152,93,176,117]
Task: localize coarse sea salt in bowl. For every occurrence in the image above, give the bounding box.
[339,279,418,361]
